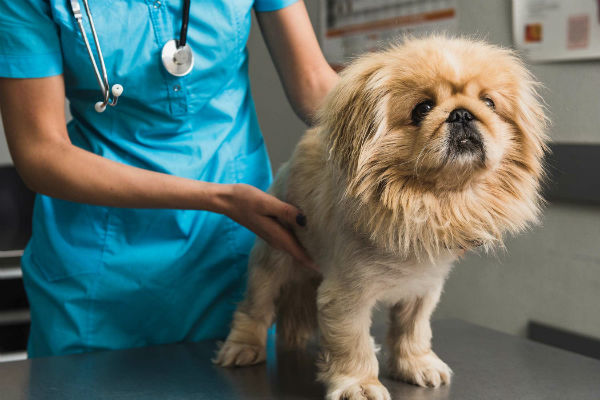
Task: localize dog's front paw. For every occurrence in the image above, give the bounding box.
[212,340,266,367]
[389,351,452,388]
[326,376,391,400]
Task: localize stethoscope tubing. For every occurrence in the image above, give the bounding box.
[179,0,191,47]
[70,0,119,111]
[71,1,105,99]
[80,0,112,104]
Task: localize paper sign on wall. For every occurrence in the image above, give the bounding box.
[513,0,600,61]
[320,0,458,69]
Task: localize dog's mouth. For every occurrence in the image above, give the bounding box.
[444,108,486,164]
[447,123,485,159]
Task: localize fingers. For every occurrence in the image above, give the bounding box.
[262,193,307,229]
[247,185,306,229]
[261,217,318,272]
[232,185,316,270]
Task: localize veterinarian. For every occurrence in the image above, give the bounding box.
[0,0,337,358]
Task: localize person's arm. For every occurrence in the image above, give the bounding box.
[0,75,315,269]
[256,1,338,125]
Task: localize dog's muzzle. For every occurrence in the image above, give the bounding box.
[446,108,484,158]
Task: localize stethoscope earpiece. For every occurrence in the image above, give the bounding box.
[94,84,123,113]
[94,101,107,113]
[111,84,124,98]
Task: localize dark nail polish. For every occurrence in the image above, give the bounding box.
[296,213,307,227]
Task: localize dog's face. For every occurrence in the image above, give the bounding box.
[319,37,548,255]
[381,38,550,192]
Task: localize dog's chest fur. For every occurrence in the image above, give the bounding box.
[271,129,457,303]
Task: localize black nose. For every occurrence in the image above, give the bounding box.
[447,108,474,123]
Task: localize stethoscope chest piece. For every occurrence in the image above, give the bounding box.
[162,39,194,77]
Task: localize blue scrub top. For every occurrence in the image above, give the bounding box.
[0,0,297,357]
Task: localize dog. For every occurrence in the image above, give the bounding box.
[214,36,548,400]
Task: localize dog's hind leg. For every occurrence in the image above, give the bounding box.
[213,240,293,367]
[386,281,452,387]
[276,275,320,349]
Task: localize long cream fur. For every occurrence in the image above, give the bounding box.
[214,36,548,400]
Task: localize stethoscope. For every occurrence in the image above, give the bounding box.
[69,0,194,113]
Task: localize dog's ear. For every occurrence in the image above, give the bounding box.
[510,66,549,178]
[317,56,389,174]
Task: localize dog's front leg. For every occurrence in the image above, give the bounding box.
[387,283,451,387]
[317,279,391,400]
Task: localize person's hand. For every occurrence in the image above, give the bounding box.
[221,184,318,272]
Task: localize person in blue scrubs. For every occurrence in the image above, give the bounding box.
[0,0,337,358]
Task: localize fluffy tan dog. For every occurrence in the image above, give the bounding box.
[214,36,548,400]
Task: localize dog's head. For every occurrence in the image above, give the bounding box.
[318,36,549,258]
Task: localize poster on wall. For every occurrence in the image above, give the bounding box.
[513,0,600,62]
[320,0,458,69]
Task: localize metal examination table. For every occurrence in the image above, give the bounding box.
[1,319,600,399]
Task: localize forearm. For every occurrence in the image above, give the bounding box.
[15,136,230,212]
[0,76,228,213]
[286,63,338,125]
[256,1,339,125]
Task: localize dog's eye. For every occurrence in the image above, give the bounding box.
[411,100,435,125]
[482,97,495,109]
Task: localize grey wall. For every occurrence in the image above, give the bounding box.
[0,119,10,166]
[248,1,600,339]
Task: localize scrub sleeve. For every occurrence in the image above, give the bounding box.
[0,0,298,358]
[0,1,63,77]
